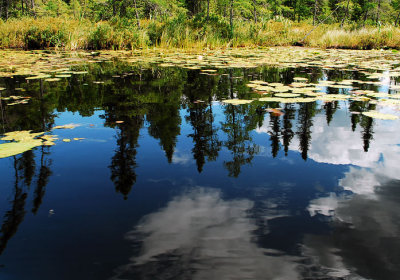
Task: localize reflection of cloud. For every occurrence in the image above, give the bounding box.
[258,109,400,197]
[298,105,400,278]
[339,167,383,197]
[258,109,400,168]
[111,188,299,280]
[305,181,400,280]
[302,235,354,279]
[302,112,400,196]
[289,111,383,167]
[171,149,193,165]
[308,193,341,217]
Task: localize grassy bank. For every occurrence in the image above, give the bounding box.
[1,17,400,50]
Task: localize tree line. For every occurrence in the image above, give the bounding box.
[1,0,400,26]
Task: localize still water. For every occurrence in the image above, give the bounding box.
[0,57,399,280]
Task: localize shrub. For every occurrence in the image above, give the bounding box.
[88,22,113,49]
[147,21,164,46]
[24,26,66,49]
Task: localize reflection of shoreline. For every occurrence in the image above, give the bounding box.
[111,188,299,280]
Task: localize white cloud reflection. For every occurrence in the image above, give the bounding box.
[257,107,400,197]
[171,149,193,165]
[304,180,400,279]
[308,193,341,217]
[111,188,299,280]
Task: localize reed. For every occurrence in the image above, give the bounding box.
[0,17,399,50]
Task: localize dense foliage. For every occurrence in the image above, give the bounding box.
[1,0,399,26]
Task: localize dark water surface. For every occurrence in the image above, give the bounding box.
[0,60,400,280]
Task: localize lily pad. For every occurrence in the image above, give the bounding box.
[26,74,51,80]
[367,92,390,98]
[0,140,42,158]
[362,111,399,120]
[223,99,253,105]
[293,77,308,81]
[259,97,284,102]
[275,93,301,98]
[1,130,44,141]
[52,124,80,130]
[45,78,62,82]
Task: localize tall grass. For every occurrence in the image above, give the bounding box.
[0,16,399,50]
[307,26,400,49]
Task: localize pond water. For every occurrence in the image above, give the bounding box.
[0,49,400,280]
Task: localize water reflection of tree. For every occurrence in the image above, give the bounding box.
[145,68,184,163]
[349,100,363,132]
[110,119,142,199]
[147,104,181,163]
[360,104,376,152]
[103,83,144,199]
[348,100,376,152]
[32,146,52,214]
[221,104,259,177]
[0,147,52,254]
[281,104,296,156]
[16,150,36,186]
[323,101,339,125]
[297,102,316,161]
[0,77,56,254]
[186,102,221,172]
[0,157,28,255]
[268,114,281,158]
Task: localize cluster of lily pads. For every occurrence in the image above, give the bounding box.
[0,95,31,106]
[1,47,400,79]
[0,50,97,79]
[0,131,57,158]
[149,47,400,73]
[0,124,83,159]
